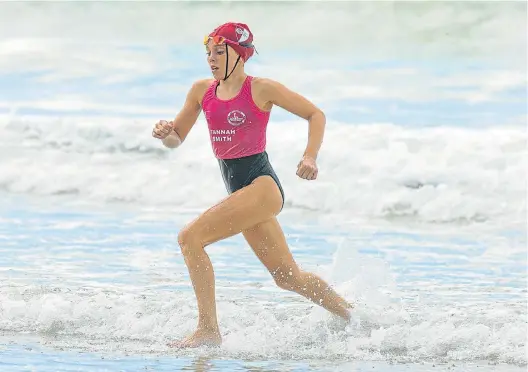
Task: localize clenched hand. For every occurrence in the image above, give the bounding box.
[152,120,174,139]
[296,155,318,180]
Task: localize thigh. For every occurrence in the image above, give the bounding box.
[242,217,298,273]
[182,175,283,247]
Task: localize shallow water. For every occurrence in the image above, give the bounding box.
[0,197,525,370]
[1,341,525,372]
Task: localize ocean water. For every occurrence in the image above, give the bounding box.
[0,1,527,371]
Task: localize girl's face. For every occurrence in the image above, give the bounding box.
[206,41,238,80]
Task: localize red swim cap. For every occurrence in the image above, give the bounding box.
[208,22,256,62]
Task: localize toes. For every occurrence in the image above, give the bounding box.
[167,338,196,349]
[167,340,185,348]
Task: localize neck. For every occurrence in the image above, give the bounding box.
[220,69,247,89]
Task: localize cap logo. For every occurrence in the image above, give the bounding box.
[235,27,250,43]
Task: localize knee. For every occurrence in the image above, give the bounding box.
[271,266,302,291]
[177,225,203,257]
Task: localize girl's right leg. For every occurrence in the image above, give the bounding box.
[169,176,284,349]
[242,217,353,319]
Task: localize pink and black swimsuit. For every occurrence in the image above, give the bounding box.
[201,75,284,207]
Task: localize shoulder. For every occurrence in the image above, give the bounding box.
[251,77,289,101]
[192,78,216,90]
[251,77,282,92]
[191,78,216,93]
[250,76,321,117]
[189,78,216,102]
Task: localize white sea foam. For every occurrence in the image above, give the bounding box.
[0,115,525,227]
[0,241,525,366]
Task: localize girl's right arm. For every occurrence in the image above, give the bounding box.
[161,79,211,148]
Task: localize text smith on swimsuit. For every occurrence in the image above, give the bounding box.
[152,22,354,348]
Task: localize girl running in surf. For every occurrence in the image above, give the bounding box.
[152,22,353,348]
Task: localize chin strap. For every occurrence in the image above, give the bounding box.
[222,47,241,82]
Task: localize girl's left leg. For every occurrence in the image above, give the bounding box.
[242,217,353,320]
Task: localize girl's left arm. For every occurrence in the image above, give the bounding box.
[257,78,326,160]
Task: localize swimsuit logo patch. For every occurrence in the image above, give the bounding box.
[227,110,246,126]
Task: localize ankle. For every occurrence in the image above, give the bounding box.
[339,307,352,321]
[197,321,220,333]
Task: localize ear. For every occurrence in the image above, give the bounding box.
[226,44,240,58]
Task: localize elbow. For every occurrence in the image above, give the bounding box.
[309,109,326,125]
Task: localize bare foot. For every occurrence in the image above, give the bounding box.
[340,301,355,322]
[167,327,222,349]
[342,299,354,309]
[348,300,355,308]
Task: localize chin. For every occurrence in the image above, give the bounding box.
[211,70,221,79]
